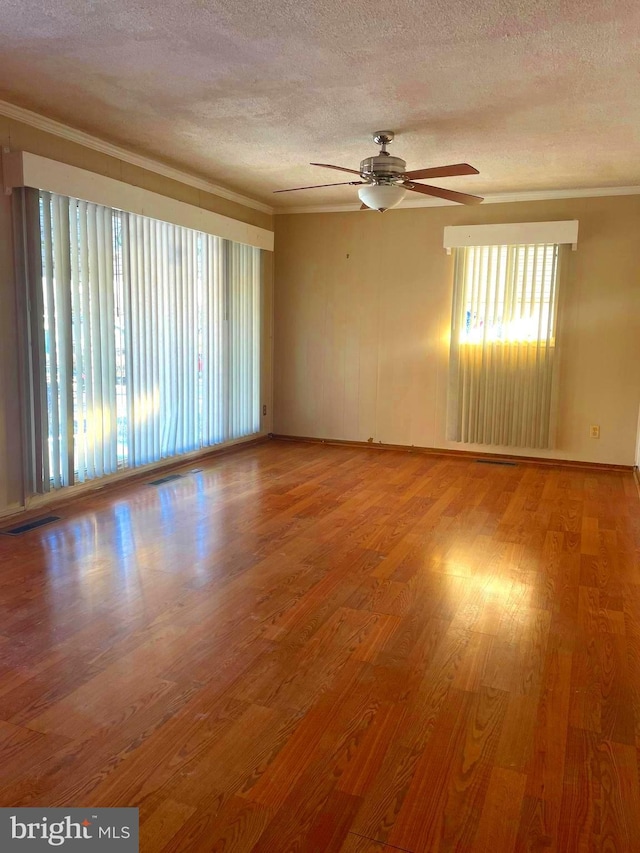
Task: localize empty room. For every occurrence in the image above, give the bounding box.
[1,0,640,850]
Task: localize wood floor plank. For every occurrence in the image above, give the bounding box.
[557,728,640,852]
[87,693,249,811]
[159,794,273,853]
[139,798,196,852]
[240,658,367,809]
[0,679,204,807]
[472,766,527,852]
[0,440,638,851]
[453,631,495,692]
[387,685,509,852]
[0,720,72,786]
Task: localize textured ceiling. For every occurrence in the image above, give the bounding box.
[1,0,639,209]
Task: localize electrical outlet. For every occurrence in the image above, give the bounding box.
[590,424,600,439]
[262,404,267,417]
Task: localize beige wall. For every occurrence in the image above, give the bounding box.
[0,117,274,516]
[273,196,640,466]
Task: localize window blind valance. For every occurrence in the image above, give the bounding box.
[443,220,578,254]
[3,150,274,252]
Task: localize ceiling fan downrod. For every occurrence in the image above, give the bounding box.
[373,131,394,156]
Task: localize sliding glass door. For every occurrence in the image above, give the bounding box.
[35,191,261,490]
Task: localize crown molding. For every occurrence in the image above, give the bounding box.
[0,99,274,216]
[275,184,640,214]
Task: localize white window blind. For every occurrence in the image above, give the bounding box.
[34,190,261,491]
[447,243,561,449]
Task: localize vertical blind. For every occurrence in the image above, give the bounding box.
[447,243,561,449]
[29,190,261,492]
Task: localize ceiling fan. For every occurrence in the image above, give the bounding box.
[274,131,483,212]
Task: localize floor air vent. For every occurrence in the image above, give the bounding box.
[2,515,61,536]
[147,473,184,486]
[476,459,518,467]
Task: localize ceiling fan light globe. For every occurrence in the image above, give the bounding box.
[358,184,407,212]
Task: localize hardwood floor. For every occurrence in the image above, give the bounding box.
[1,439,639,852]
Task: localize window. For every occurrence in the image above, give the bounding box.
[459,244,558,345]
[32,190,261,491]
[447,242,562,449]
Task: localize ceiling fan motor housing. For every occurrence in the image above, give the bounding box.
[359,155,406,183]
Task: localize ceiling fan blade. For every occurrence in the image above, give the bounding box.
[404,182,484,205]
[404,163,479,180]
[274,181,363,193]
[310,162,361,176]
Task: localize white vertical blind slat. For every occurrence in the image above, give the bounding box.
[79,202,94,478]
[149,218,159,462]
[200,236,208,444]
[87,204,104,477]
[40,194,61,487]
[220,239,227,443]
[69,201,85,482]
[53,195,73,486]
[157,221,164,458]
[97,205,117,476]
